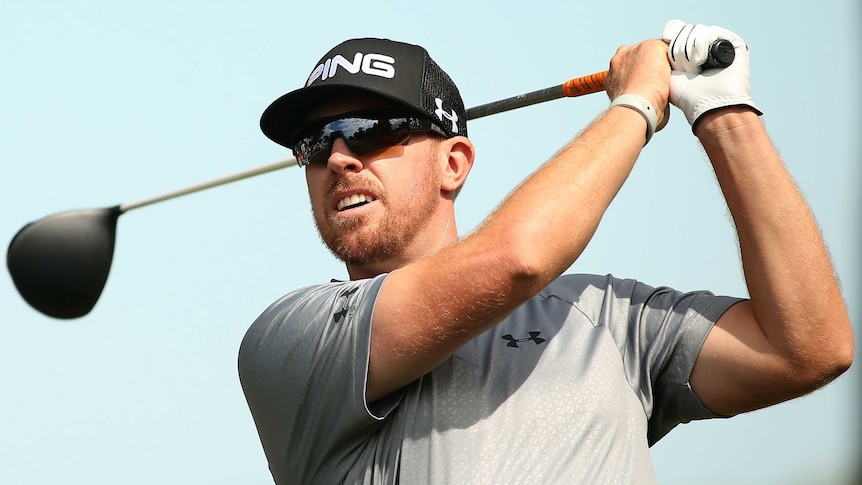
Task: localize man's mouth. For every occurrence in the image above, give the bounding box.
[336,193,375,211]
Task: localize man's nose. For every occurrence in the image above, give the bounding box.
[327,137,364,174]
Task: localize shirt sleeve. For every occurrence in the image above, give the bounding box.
[568,274,744,445]
[237,274,393,483]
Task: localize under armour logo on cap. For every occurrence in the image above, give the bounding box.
[434,98,459,134]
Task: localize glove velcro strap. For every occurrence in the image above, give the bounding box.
[610,94,658,145]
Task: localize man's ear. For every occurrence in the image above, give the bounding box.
[439,136,475,195]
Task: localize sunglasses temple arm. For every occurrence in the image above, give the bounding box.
[119,157,298,214]
[465,70,608,121]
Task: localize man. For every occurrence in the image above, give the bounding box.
[239,20,853,484]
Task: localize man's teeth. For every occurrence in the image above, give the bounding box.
[337,193,372,210]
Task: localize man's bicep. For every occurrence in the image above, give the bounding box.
[689,301,796,417]
[367,269,463,403]
[366,258,518,403]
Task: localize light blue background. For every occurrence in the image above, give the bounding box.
[2,1,859,483]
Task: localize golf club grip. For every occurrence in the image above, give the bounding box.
[467,39,734,120]
[562,39,735,98]
[561,71,608,97]
[701,39,735,70]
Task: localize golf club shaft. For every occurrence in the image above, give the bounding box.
[466,71,608,120]
[114,72,606,214]
[121,45,737,214]
[119,158,298,213]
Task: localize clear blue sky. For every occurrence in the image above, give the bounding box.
[2,1,859,484]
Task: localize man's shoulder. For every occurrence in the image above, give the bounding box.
[239,275,389,370]
[275,274,389,309]
[540,273,644,303]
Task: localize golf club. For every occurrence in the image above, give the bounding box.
[7,40,735,319]
[7,159,296,319]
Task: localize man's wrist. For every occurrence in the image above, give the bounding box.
[609,94,658,145]
[694,106,762,139]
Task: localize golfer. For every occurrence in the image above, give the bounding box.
[239,19,853,484]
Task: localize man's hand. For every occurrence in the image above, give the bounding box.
[605,39,672,133]
[661,19,762,128]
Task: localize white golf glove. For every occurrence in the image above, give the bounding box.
[661,19,762,128]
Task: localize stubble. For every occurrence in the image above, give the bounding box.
[313,151,441,268]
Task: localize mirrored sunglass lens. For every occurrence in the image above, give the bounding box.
[296,134,331,166]
[344,118,411,155]
[295,117,413,165]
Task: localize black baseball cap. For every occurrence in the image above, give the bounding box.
[260,38,467,148]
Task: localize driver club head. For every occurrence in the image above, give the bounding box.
[7,206,121,319]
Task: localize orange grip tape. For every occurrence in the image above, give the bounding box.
[561,70,608,97]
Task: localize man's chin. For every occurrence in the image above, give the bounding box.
[326,232,403,268]
[315,211,417,268]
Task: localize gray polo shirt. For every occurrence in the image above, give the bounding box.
[239,273,740,484]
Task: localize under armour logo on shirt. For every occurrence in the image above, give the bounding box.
[434,98,459,133]
[501,331,546,348]
[333,286,359,323]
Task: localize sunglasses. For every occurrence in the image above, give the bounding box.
[290,110,447,167]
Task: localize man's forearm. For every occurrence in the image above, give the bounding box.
[472,104,648,292]
[697,107,853,383]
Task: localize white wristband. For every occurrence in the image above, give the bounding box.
[609,94,658,145]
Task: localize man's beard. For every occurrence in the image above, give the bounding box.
[313,163,440,268]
